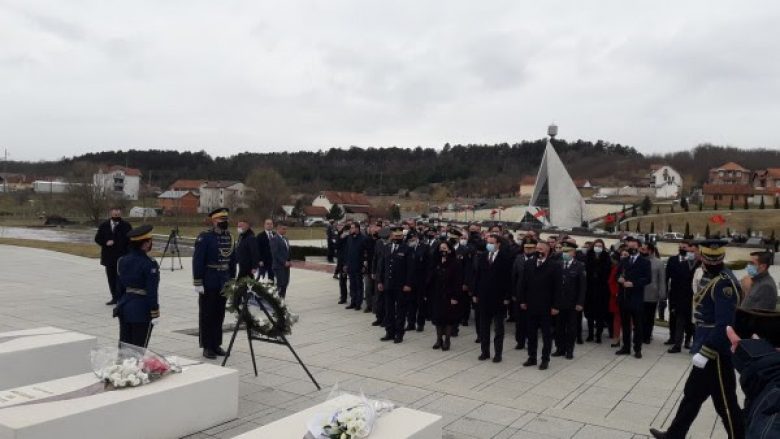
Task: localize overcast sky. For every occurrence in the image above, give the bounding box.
[2,0,779,161]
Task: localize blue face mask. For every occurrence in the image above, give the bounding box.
[686,252,695,261]
[746,264,759,278]
[562,253,573,262]
[485,243,496,253]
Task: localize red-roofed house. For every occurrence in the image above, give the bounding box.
[703,162,753,206]
[169,179,207,195]
[158,190,200,215]
[93,166,142,200]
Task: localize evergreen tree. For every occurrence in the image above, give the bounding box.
[760,197,766,209]
[729,197,734,210]
[681,197,689,211]
[631,205,637,217]
[636,221,641,233]
[670,205,675,213]
[714,201,718,211]
[699,201,703,211]
[744,196,749,210]
[389,204,401,222]
[705,224,711,238]
[327,204,344,221]
[667,223,672,233]
[774,197,779,209]
[641,196,652,215]
[684,222,691,239]
[747,227,753,237]
[650,221,655,233]
[726,227,731,237]
[656,206,660,214]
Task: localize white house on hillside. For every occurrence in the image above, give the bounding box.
[198,181,249,213]
[649,165,682,198]
[93,166,142,200]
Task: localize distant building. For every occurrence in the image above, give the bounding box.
[302,206,329,223]
[168,179,207,196]
[0,173,38,192]
[93,166,142,200]
[703,162,753,206]
[32,180,79,194]
[518,176,537,197]
[312,191,372,215]
[198,181,248,213]
[648,165,682,198]
[158,190,199,215]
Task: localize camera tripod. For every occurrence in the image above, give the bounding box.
[159,227,183,271]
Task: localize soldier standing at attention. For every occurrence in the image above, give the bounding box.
[115,225,159,348]
[193,208,236,360]
[552,242,586,360]
[377,226,415,343]
[650,239,744,439]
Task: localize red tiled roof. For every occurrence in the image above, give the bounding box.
[100,165,142,176]
[702,183,754,195]
[766,168,780,179]
[710,162,749,172]
[302,206,328,217]
[169,179,205,190]
[320,191,371,206]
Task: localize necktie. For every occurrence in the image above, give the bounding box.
[392,244,397,254]
[489,252,495,264]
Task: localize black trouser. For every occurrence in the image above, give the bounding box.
[668,306,677,341]
[258,262,274,281]
[364,274,375,311]
[555,309,578,355]
[199,290,227,351]
[665,354,744,438]
[479,308,505,357]
[338,272,348,302]
[374,289,385,323]
[460,292,472,325]
[620,306,643,353]
[575,310,584,342]
[406,288,426,328]
[105,263,118,301]
[586,312,609,340]
[514,305,527,347]
[672,306,695,347]
[383,288,410,338]
[527,313,553,362]
[642,302,657,342]
[348,270,363,307]
[119,319,151,348]
[327,244,335,262]
[657,299,667,320]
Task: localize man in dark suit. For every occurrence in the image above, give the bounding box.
[512,238,537,350]
[370,226,388,326]
[376,227,415,343]
[270,224,292,298]
[235,219,259,279]
[326,220,337,263]
[520,241,562,370]
[344,222,367,310]
[474,233,514,363]
[553,242,586,360]
[616,237,652,358]
[665,242,699,353]
[94,207,132,305]
[406,230,429,332]
[256,219,275,281]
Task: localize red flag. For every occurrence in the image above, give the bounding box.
[710,214,726,225]
[533,209,548,219]
[604,214,615,223]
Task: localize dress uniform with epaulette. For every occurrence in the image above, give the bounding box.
[193,208,237,359]
[651,239,745,439]
[116,225,160,348]
[376,226,415,343]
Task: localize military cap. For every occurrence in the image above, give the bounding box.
[127,224,154,242]
[447,229,463,239]
[209,207,230,219]
[561,241,578,251]
[523,238,538,247]
[697,239,728,263]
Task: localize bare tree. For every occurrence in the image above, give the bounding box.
[65,161,123,225]
[245,168,290,219]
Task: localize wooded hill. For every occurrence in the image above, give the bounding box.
[6,140,780,198]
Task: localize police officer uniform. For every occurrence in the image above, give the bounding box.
[377,226,415,343]
[552,242,586,360]
[116,225,160,348]
[651,239,745,439]
[193,208,236,359]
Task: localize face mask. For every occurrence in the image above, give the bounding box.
[459,239,468,246]
[393,237,403,243]
[628,248,638,255]
[402,229,409,236]
[537,251,545,259]
[112,216,121,222]
[217,221,228,231]
[679,249,687,256]
[686,252,695,261]
[562,253,572,262]
[746,264,759,278]
[593,246,603,254]
[486,243,496,252]
[408,240,418,248]
[237,227,245,235]
[448,238,458,246]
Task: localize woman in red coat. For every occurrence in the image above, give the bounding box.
[608,251,625,348]
[429,241,463,351]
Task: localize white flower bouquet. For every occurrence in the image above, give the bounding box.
[90,343,181,389]
[306,388,395,439]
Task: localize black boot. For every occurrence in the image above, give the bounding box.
[433,327,443,350]
[442,326,452,351]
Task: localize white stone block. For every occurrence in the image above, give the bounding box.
[0,359,238,439]
[236,394,442,439]
[0,327,96,390]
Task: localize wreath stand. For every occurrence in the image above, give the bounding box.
[221,289,321,390]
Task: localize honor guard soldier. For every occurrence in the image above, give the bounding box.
[376,226,415,343]
[193,208,236,359]
[115,225,159,348]
[650,239,744,439]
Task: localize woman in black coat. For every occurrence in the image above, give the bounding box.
[585,239,612,343]
[429,241,463,351]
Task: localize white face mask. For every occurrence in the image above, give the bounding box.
[593,246,603,254]
[459,239,467,246]
[237,227,245,235]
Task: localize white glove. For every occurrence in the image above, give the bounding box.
[692,353,709,369]
[194,286,204,295]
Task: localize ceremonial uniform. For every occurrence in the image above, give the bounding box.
[652,240,745,439]
[116,225,159,348]
[406,237,430,331]
[193,209,236,358]
[554,250,586,359]
[377,231,415,343]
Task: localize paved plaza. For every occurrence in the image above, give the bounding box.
[0,245,739,438]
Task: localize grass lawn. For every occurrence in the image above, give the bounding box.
[0,238,168,259]
[621,209,780,236]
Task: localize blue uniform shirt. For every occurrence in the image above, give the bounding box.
[192,229,236,291]
[116,248,160,323]
[691,268,742,358]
